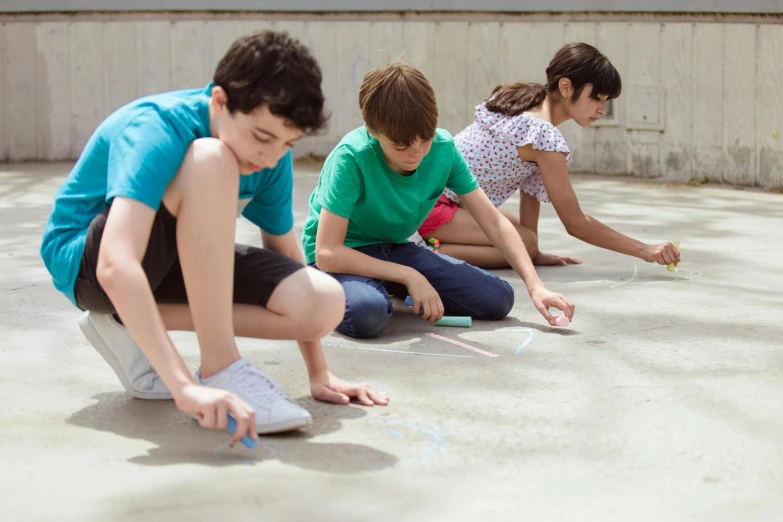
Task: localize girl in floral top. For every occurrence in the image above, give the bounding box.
[418,43,681,270]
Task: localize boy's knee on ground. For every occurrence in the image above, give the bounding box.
[472,279,515,320]
[338,284,392,338]
[337,310,390,338]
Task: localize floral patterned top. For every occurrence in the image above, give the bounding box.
[443,101,572,207]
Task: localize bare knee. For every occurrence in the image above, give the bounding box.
[162,138,240,215]
[268,267,346,340]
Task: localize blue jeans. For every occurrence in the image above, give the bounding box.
[314,242,515,338]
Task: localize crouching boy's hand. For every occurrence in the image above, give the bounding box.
[174,383,257,446]
[310,371,389,406]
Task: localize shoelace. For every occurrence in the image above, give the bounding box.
[235,362,287,405]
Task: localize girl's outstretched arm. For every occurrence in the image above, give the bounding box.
[533,149,680,267]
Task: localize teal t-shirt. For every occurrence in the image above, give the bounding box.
[302,127,479,264]
[41,83,295,306]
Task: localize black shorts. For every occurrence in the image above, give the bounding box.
[73,203,304,314]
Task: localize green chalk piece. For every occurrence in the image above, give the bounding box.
[667,240,680,272]
[434,316,472,328]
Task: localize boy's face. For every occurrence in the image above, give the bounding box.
[211,87,304,174]
[371,132,433,174]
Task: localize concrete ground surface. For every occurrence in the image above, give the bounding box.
[1,162,782,522]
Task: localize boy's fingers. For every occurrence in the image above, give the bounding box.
[536,302,554,324]
[229,402,254,444]
[366,387,388,405]
[318,386,349,404]
[216,403,228,431]
[356,388,374,407]
[199,407,216,429]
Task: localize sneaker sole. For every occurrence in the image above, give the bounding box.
[78,313,173,401]
[191,413,312,435]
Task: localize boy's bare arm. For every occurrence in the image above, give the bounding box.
[460,188,545,294]
[315,208,444,322]
[97,197,196,397]
[315,208,415,284]
[460,188,575,324]
[262,229,305,264]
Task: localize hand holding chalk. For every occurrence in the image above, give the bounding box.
[667,241,681,272]
[227,414,258,449]
[405,296,472,328]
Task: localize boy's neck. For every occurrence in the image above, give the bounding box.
[207,104,219,139]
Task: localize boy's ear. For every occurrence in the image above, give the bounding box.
[211,85,230,115]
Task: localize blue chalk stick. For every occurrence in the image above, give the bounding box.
[405,296,414,307]
[227,414,258,449]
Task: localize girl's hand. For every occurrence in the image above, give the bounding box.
[533,252,582,266]
[643,242,680,267]
[530,287,575,326]
[404,269,445,322]
[310,371,389,406]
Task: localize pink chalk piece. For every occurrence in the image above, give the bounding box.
[426,333,499,358]
[552,316,570,327]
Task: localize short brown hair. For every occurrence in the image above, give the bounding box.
[214,30,328,135]
[358,59,437,146]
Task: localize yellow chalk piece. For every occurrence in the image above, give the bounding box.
[667,240,680,272]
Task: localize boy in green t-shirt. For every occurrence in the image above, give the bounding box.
[302,60,575,338]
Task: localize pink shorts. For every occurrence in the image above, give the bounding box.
[418,194,459,237]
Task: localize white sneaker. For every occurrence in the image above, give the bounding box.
[197,358,312,434]
[78,312,172,400]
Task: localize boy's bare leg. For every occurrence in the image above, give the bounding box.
[161,138,243,379]
[158,267,344,341]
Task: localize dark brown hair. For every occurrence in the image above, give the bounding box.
[214,30,328,134]
[358,59,438,146]
[486,42,622,117]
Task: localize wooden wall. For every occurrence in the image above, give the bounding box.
[1,18,781,189]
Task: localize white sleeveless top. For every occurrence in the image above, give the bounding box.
[444,101,572,206]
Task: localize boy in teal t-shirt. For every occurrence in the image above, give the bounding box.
[302,60,576,339]
[40,31,387,445]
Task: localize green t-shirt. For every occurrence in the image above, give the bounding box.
[302,127,479,264]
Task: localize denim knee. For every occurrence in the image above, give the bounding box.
[474,278,515,320]
[337,305,390,338]
[337,290,391,339]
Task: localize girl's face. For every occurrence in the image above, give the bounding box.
[371,132,433,175]
[565,84,609,128]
